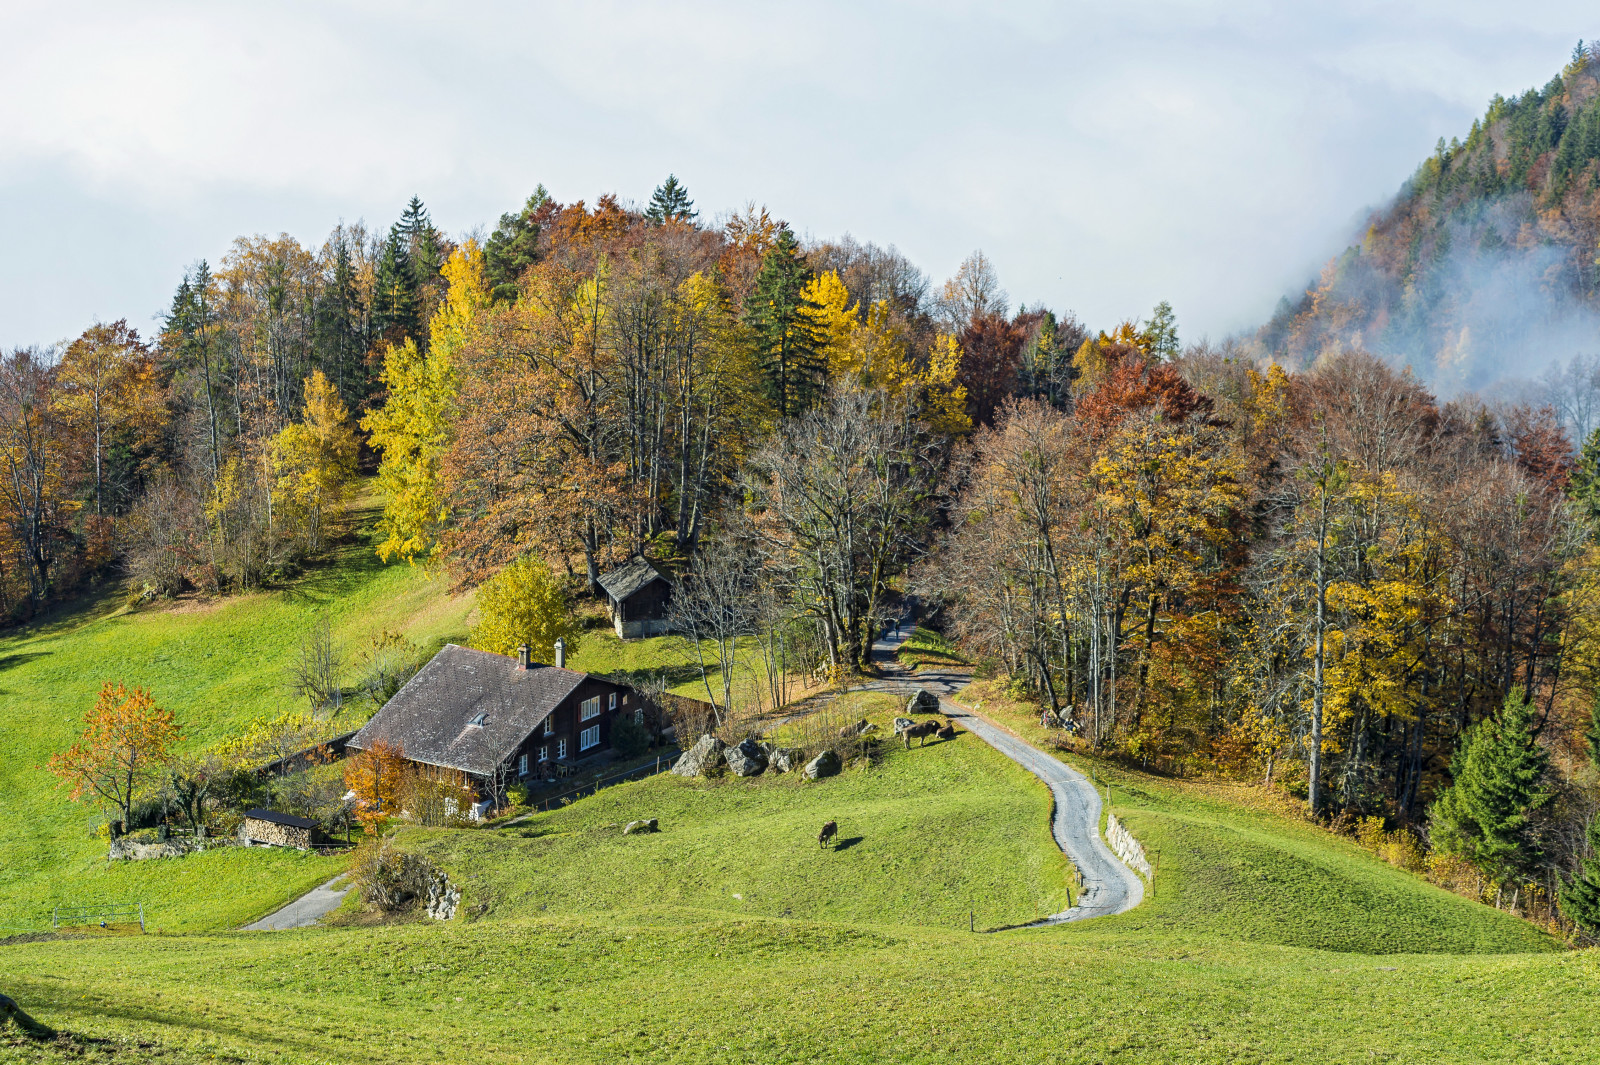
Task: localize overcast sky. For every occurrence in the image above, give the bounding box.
[1,1,1593,349]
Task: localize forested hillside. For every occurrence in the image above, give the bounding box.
[7,154,1600,942]
[1258,42,1600,398]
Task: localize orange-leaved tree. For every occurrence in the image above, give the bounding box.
[343,739,409,829]
[48,682,181,836]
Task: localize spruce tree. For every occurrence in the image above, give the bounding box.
[485,186,550,302]
[1560,815,1600,935]
[372,224,420,348]
[314,234,368,405]
[1429,690,1552,886]
[743,227,824,416]
[1567,426,1600,527]
[645,174,697,224]
[1140,300,1180,360]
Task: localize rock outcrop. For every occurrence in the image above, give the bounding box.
[724,738,769,777]
[768,748,803,773]
[425,870,461,921]
[672,734,726,777]
[804,749,842,780]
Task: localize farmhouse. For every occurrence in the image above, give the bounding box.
[241,809,320,850]
[346,642,639,797]
[598,556,672,639]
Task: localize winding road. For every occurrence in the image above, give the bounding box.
[871,626,1145,924]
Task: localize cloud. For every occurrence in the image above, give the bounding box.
[2,1,1596,347]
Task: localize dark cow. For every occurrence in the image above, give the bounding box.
[902,720,941,748]
[818,820,838,849]
[936,723,957,741]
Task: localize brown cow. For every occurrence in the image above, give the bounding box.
[818,820,838,849]
[902,720,940,748]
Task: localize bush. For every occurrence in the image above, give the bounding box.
[349,835,434,912]
[611,716,651,758]
[505,782,530,808]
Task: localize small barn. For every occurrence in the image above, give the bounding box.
[241,809,320,850]
[346,643,641,801]
[598,556,672,639]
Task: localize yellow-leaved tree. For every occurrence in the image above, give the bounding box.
[470,554,583,663]
[363,240,486,563]
[270,369,359,552]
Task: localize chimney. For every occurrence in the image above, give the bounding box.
[517,644,530,670]
[554,638,566,669]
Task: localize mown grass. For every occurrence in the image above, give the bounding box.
[895,625,970,669]
[407,693,1069,931]
[0,511,474,933]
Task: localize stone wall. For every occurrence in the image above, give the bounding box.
[1105,813,1152,879]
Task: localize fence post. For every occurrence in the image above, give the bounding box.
[139,902,145,933]
[52,906,58,930]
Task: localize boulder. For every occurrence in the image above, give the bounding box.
[671,734,726,777]
[768,748,802,773]
[724,738,769,777]
[623,818,660,835]
[838,718,872,738]
[804,749,842,780]
[892,717,915,735]
[907,689,941,714]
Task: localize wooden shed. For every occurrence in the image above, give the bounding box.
[598,556,673,639]
[241,809,320,850]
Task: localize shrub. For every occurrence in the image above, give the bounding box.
[349,835,434,912]
[611,716,651,758]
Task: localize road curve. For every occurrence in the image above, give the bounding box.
[242,874,351,930]
[872,624,1144,923]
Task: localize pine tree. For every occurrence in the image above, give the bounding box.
[1139,300,1180,360]
[372,224,420,348]
[743,227,824,417]
[485,185,550,302]
[399,196,443,285]
[645,174,697,224]
[1429,690,1552,886]
[1560,815,1600,935]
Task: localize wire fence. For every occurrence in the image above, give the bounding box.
[52,901,144,932]
[524,751,681,813]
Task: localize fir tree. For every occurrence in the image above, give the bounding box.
[1429,690,1552,886]
[372,224,421,348]
[1140,300,1180,360]
[645,174,697,224]
[1560,815,1600,936]
[485,186,550,303]
[743,227,824,416]
[399,195,443,285]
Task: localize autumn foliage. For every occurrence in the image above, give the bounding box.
[48,683,181,835]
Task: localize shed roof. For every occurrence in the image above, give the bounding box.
[597,556,670,602]
[346,644,591,776]
[244,809,318,830]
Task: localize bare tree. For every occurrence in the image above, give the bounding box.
[668,530,759,722]
[291,613,343,715]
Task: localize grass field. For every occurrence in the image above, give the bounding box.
[2,544,1589,1062]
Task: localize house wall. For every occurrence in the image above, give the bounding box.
[508,676,636,780]
[619,579,671,623]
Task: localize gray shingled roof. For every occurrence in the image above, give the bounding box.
[347,644,585,776]
[597,556,670,602]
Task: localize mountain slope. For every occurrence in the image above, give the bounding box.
[1259,44,1600,393]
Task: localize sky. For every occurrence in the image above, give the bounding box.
[1,1,1595,349]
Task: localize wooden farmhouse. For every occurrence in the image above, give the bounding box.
[241,809,321,850]
[346,643,640,800]
[598,556,673,639]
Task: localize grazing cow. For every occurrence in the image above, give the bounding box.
[936,723,957,741]
[818,820,838,849]
[903,720,941,748]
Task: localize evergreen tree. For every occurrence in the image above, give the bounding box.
[1429,690,1552,886]
[1140,300,1180,360]
[399,195,443,286]
[1567,426,1600,528]
[371,224,421,349]
[743,227,824,416]
[314,234,368,406]
[485,185,550,303]
[1560,815,1600,936]
[645,174,697,224]
[1585,696,1600,770]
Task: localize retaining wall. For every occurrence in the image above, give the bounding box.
[1105,813,1152,880]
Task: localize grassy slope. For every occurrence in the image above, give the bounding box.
[409,692,1069,930]
[0,518,475,932]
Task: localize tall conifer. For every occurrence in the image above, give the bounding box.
[743,228,824,417]
[372,224,420,348]
[646,175,697,224]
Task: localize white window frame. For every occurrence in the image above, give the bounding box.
[543,716,554,736]
[518,752,528,775]
[580,725,600,751]
[557,739,567,760]
[538,745,549,763]
[580,695,602,721]
[608,692,617,710]
[634,708,645,725]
